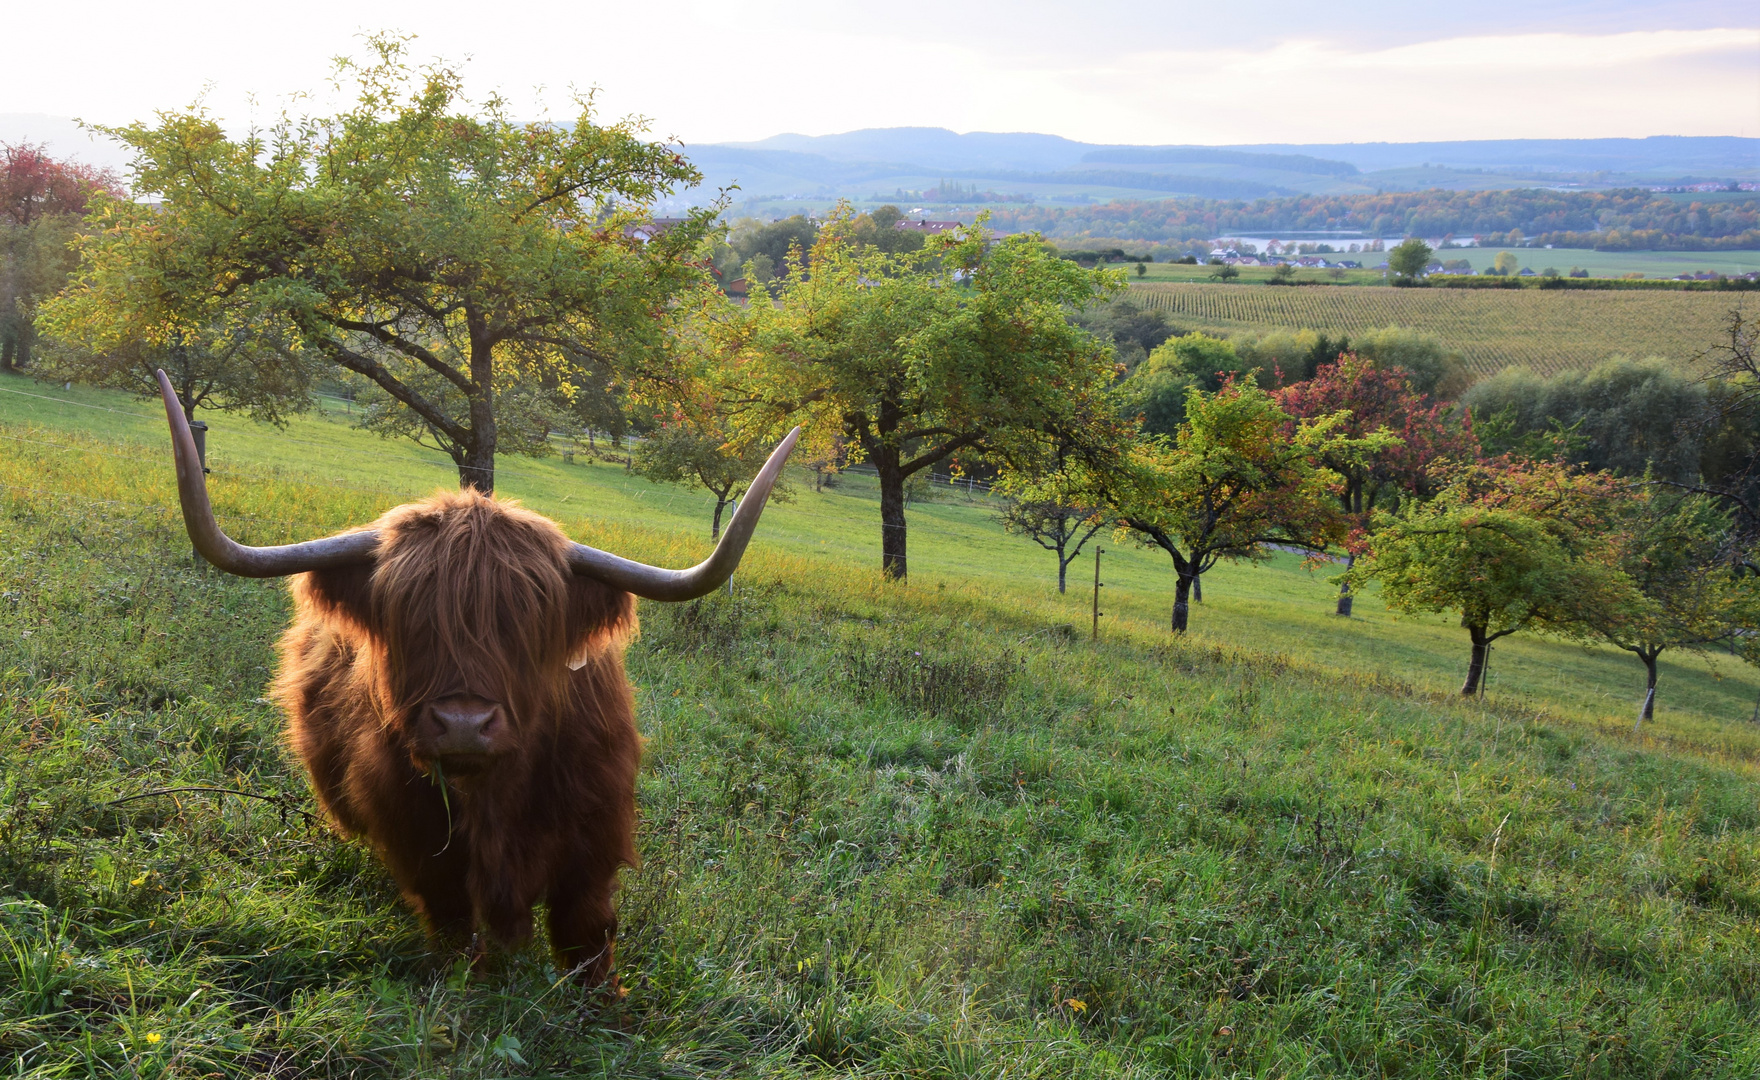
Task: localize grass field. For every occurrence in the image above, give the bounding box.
[1130,282,1756,378]
[6,373,1760,1076]
[1420,251,1760,281]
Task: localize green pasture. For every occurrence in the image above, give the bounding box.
[1426,249,1760,280]
[5,370,1760,1076]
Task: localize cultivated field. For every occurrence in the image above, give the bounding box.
[1131,281,1755,377]
[5,376,1760,1076]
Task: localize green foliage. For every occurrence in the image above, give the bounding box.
[727,215,820,281]
[1493,251,1521,276]
[39,325,315,427]
[1600,491,1760,716]
[1000,500,1105,587]
[1351,326,1467,398]
[1115,382,1391,631]
[1462,358,1739,483]
[37,36,709,492]
[1229,328,1352,385]
[1387,238,1434,285]
[1142,333,1253,393]
[1469,401,1590,465]
[843,205,928,256]
[1116,332,1257,439]
[634,420,794,539]
[1,215,81,370]
[1349,460,1631,694]
[1069,296,1176,370]
[1114,361,1197,439]
[731,212,1122,579]
[1208,263,1239,282]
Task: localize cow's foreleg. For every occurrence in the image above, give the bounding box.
[361,768,476,948]
[548,862,621,987]
[403,844,476,947]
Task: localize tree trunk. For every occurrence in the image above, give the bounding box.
[463,327,498,494]
[0,337,13,371]
[1461,622,1490,696]
[459,441,495,494]
[1640,650,1660,723]
[710,490,731,540]
[1056,553,1068,594]
[876,453,908,581]
[1336,553,1355,617]
[1192,571,1203,603]
[1172,568,1194,633]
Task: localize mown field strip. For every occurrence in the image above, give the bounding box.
[1131,283,1755,377]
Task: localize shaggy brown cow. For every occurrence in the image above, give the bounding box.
[154,371,797,985]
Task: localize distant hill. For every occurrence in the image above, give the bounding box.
[982,189,1760,248]
[683,128,1759,211]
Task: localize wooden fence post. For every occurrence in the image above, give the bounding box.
[1091,546,1105,642]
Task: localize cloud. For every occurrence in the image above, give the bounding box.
[1318,27,1757,70]
[0,9,1754,149]
[947,27,1760,144]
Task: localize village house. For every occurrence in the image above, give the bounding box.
[895,219,963,235]
[624,218,687,244]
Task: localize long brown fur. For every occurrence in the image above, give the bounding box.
[272,490,640,984]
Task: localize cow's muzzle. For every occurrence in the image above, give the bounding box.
[418,694,507,770]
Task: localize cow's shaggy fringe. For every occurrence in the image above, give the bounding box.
[276,490,640,984]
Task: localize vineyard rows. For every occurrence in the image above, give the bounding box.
[1130,283,1754,377]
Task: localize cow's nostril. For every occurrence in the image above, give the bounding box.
[428,697,503,751]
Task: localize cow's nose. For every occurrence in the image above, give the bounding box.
[426,697,504,756]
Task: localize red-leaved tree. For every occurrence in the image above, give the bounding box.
[1277,354,1477,615]
[2,142,122,369]
[1,142,119,226]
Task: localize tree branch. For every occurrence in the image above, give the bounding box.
[323,314,476,395]
[901,433,983,477]
[320,339,473,448]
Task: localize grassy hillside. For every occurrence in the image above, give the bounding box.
[4,375,1760,1076]
[1130,282,1754,378]
[4,373,1757,734]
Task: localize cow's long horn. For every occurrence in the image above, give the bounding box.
[569,426,801,601]
[156,369,381,577]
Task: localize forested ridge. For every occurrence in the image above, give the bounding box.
[988,189,1760,247]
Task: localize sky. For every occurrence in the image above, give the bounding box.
[2,0,1755,169]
